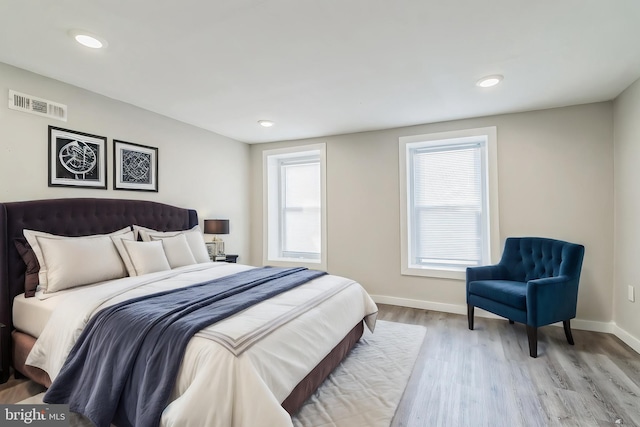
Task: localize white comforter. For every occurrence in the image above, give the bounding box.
[26,263,378,427]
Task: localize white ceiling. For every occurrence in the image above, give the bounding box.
[1,0,639,144]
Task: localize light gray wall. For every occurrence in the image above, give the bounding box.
[250,103,614,325]
[0,62,250,259]
[613,77,640,341]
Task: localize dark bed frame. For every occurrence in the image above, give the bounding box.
[0,197,362,415]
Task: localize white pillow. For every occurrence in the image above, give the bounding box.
[120,240,171,276]
[132,224,152,241]
[24,227,131,293]
[111,231,136,276]
[33,236,127,294]
[134,225,210,263]
[150,234,197,269]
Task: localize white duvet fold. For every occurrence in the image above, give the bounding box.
[26,263,378,427]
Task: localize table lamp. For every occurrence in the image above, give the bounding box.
[204,219,229,256]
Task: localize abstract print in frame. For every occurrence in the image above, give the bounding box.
[113,140,158,192]
[48,126,107,189]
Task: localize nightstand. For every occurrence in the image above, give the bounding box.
[212,254,238,263]
[223,255,238,263]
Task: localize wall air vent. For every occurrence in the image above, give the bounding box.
[8,90,67,122]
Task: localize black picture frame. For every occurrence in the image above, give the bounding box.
[113,140,158,192]
[48,126,107,189]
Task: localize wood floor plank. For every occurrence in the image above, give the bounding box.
[0,377,45,404]
[379,304,640,427]
[583,353,640,425]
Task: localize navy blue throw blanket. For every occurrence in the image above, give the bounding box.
[44,266,326,427]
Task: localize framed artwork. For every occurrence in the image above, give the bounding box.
[48,126,107,189]
[113,140,158,192]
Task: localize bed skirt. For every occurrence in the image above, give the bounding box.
[283,320,364,414]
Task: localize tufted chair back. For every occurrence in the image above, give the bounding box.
[499,237,584,283]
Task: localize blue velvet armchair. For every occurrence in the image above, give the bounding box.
[466,237,585,358]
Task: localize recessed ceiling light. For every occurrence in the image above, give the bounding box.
[476,75,503,88]
[258,120,274,128]
[68,30,108,49]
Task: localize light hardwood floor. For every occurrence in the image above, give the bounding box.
[380,304,640,427]
[0,374,46,404]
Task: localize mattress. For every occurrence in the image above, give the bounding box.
[13,293,60,338]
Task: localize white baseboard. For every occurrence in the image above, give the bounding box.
[567,318,613,333]
[372,295,470,316]
[612,324,640,355]
[370,295,636,347]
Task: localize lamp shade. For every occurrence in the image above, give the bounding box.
[204,219,229,235]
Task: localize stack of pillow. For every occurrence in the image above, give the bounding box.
[17,225,212,298]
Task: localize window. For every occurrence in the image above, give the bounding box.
[263,144,326,268]
[399,127,499,279]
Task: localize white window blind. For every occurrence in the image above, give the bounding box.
[409,141,488,269]
[280,158,321,259]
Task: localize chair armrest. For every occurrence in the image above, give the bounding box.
[466,265,509,302]
[528,275,571,287]
[526,275,579,327]
[466,264,508,283]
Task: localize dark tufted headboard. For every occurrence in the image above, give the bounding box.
[0,198,198,379]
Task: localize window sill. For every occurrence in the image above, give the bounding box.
[401,266,466,280]
[264,258,326,271]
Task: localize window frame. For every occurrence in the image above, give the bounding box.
[263,144,327,269]
[399,127,500,280]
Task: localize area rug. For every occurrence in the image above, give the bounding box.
[292,320,426,427]
[18,320,426,427]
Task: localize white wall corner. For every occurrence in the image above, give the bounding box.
[612,324,640,355]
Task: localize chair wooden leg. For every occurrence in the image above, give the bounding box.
[467,304,474,330]
[526,325,538,358]
[508,320,514,324]
[563,320,575,345]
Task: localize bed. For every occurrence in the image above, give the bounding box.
[0,198,377,427]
